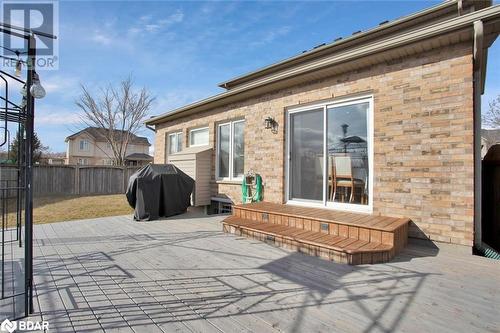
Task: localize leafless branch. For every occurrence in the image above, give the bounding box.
[483,94,500,129]
[75,76,155,165]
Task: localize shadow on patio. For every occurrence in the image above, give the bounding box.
[31,222,436,332]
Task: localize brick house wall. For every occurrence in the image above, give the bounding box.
[154,42,474,246]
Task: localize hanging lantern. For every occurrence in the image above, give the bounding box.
[14,60,22,77]
[30,72,46,99]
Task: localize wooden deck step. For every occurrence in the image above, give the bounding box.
[234,201,410,232]
[223,216,393,264]
[223,215,391,253]
[222,202,410,264]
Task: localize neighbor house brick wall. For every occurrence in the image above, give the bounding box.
[154,41,474,246]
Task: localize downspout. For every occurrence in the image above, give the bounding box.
[473,20,484,249]
[145,124,156,164]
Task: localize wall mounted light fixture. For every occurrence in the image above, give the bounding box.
[264,117,278,132]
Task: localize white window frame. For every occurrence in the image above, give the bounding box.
[189,127,209,147]
[168,132,183,155]
[78,158,88,165]
[285,95,374,213]
[79,139,90,151]
[216,119,245,181]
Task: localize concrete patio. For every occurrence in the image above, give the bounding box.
[27,209,499,332]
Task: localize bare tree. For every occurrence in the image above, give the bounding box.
[75,77,155,166]
[483,94,500,129]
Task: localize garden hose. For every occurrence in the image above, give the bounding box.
[476,243,500,260]
[242,173,263,203]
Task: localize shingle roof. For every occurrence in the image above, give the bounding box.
[218,0,490,90]
[146,3,500,125]
[125,153,153,161]
[65,127,150,146]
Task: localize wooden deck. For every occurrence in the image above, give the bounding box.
[223,202,410,264]
[16,210,500,332]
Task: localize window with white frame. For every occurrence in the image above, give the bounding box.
[168,132,183,154]
[78,158,88,165]
[189,127,209,147]
[217,120,245,180]
[79,139,90,151]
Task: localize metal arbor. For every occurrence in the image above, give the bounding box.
[0,23,55,320]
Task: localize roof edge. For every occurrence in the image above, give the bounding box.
[65,127,151,145]
[218,0,462,89]
[64,128,95,142]
[219,0,493,90]
[146,4,500,126]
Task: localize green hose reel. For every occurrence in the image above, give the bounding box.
[242,171,262,203]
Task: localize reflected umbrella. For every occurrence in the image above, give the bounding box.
[340,135,366,144]
[339,135,366,154]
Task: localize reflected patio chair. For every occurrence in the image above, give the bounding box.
[332,156,365,203]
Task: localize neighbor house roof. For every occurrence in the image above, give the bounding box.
[482,128,500,144]
[146,1,500,125]
[65,127,150,146]
[125,153,153,161]
[41,152,66,159]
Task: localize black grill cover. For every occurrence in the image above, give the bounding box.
[126,164,194,221]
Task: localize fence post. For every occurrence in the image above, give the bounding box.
[74,165,80,195]
[122,167,126,193]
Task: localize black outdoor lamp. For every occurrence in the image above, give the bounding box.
[264,116,277,130]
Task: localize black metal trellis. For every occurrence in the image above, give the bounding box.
[0,23,56,320]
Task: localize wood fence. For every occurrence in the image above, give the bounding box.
[0,165,141,197]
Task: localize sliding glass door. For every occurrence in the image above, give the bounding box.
[289,108,324,201]
[287,96,373,212]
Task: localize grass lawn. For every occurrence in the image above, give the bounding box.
[5,194,133,226]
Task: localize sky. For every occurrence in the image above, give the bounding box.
[3,0,500,153]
